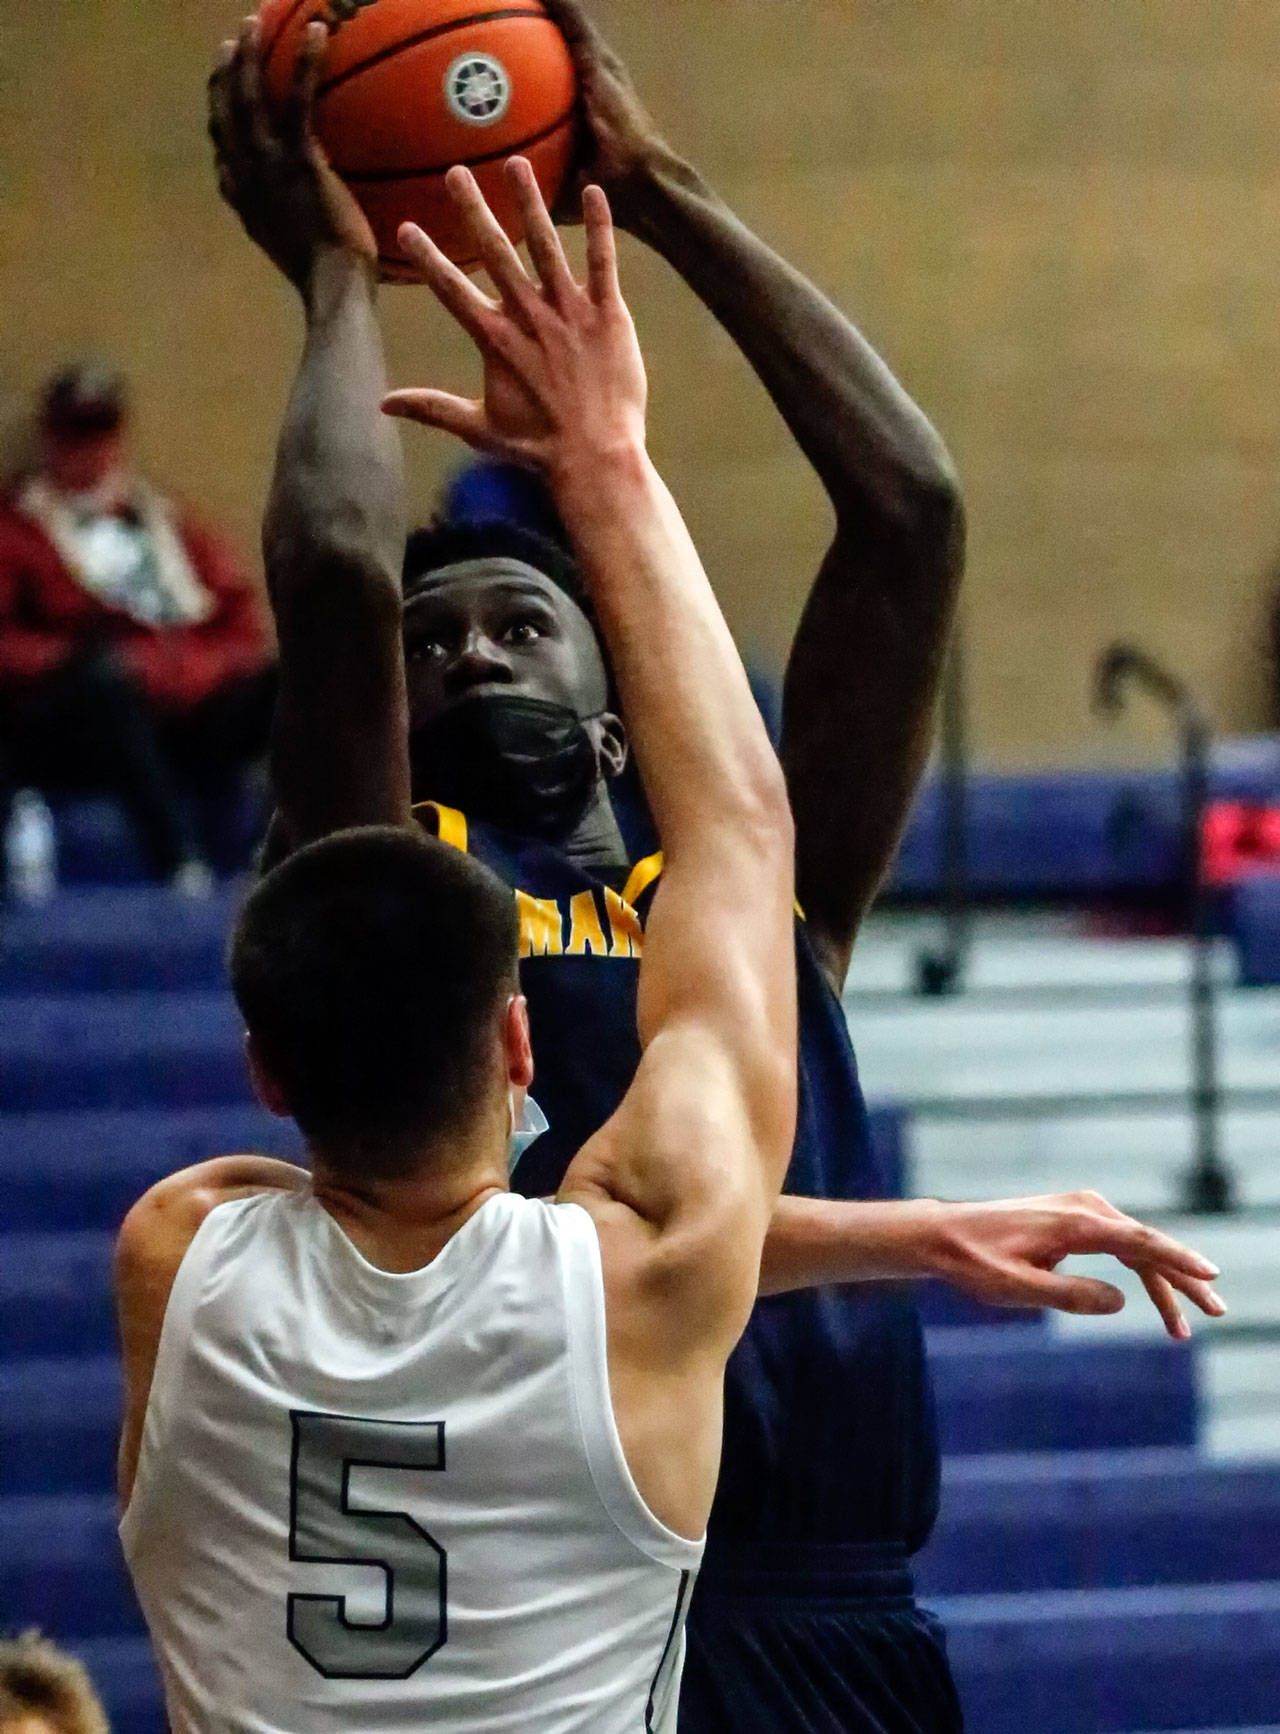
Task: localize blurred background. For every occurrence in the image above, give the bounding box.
[3,3,1280,1732]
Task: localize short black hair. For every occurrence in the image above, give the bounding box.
[403,519,590,615]
[230,827,519,1176]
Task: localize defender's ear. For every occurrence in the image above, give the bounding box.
[245,1034,291,1120]
[504,995,535,1091]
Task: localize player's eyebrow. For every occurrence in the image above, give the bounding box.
[404,577,563,613]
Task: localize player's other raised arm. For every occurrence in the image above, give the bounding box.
[384,160,797,1367]
[209,21,411,850]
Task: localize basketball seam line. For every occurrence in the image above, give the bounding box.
[333,103,576,184]
[314,8,549,103]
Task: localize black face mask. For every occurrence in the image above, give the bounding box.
[412,694,602,840]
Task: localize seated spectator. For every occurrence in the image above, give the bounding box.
[0,364,275,889]
[0,1632,109,1734]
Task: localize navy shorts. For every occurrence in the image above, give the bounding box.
[679,1544,964,1734]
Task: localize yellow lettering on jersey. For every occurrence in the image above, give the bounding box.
[516,891,565,959]
[566,890,609,958]
[621,852,664,910]
[604,887,644,959]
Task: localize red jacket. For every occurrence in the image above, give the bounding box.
[0,487,273,714]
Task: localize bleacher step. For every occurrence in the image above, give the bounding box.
[927,1329,1197,1456]
[0,992,250,1112]
[66,1636,164,1734]
[916,1449,1280,1595]
[0,887,239,994]
[931,1579,1280,1734]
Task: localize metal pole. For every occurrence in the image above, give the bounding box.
[917,629,971,997]
[1182,709,1233,1214]
[1094,643,1235,1215]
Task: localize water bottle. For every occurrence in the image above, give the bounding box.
[5,789,57,903]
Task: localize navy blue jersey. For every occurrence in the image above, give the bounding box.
[417,803,940,1559]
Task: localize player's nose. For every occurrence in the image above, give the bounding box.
[445,634,516,694]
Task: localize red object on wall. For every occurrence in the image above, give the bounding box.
[1202,801,1280,886]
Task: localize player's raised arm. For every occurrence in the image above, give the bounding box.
[542,0,966,989]
[209,21,411,850]
[385,162,797,1531]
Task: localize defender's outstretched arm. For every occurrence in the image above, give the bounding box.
[543,0,966,988]
[386,163,797,1539]
[210,21,411,850]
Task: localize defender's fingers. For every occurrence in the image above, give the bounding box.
[1139,1269,1190,1340]
[398,223,501,340]
[582,184,619,303]
[381,390,493,451]
[445,167,542,324]
[506,158,576,305]
[1020,1269,1127,1317]
[1156,1271,1228,1318]
[282,21,327,146]
[1068,1214,1220,1280]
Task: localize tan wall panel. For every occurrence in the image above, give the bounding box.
[5,1,1280,766]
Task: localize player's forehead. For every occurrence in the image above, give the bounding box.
[403,558,568,617]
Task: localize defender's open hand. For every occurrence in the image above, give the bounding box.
[930,1192,1225,1339]
[382,159,646,477]
[208,18,377,296]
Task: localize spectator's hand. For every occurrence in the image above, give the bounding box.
[382,160,646,479]
[928,1192,1226,1339]
[208,19,377,296]
[539,0,670,229]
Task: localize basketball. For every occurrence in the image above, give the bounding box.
[257,0,578,279]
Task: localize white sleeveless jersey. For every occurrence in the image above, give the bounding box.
[121,1189,701,1733]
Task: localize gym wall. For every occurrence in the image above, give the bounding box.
[4,0,1280,767]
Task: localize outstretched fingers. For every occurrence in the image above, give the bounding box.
[1023,1268,1127,1318]
[506,158,576,307]
[1065,1209,1220,1282]
[582,184,620,304]
[446,167,544,328]
[1139,1269,1190,1340]
[381,390,492,451]
[397,222,501,343]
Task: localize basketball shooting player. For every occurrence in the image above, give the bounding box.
[113,174,798,1731]
[209,18,1224,1732]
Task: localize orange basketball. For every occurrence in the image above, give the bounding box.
[258,0,578,279]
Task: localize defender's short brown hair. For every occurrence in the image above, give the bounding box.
[0,1632,110,1734]
[231,826,520,1175]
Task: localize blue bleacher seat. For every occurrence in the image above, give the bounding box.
[933,1581,1280,1734]
[916,1449,1280,1595]
[1229,872,1280,986]
[0,886,240,994]
[0,1106,305,1231]
[1,1495,143,1637]
[68,1637,165,1734]
[927,1329,1198,1455]
[0,991,252,1111]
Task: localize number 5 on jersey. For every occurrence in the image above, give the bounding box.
[288,1412,448,1679]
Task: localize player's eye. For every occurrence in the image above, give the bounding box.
[406,634,449,664]
[503,618,543,647]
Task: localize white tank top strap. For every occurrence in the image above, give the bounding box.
[554,1201,705,1572]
